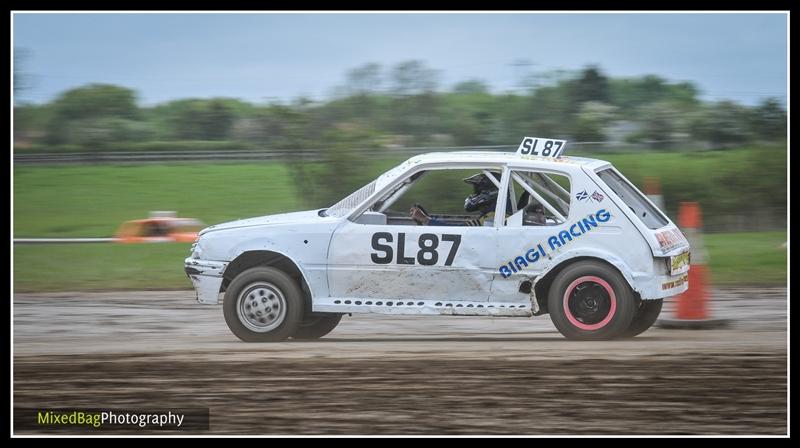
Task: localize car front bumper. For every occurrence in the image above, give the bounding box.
[184,257,228,304]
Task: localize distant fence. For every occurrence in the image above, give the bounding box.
[12,141,653,165]
[13,145,516,165]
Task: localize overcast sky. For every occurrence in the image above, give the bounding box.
[12,12,788,107]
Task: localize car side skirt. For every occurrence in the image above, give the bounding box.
[313,298,533,317]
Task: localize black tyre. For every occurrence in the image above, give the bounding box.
[223,266,303,342]
[292,313,343,340]
[548,261,637,340]
[621,298,663,338]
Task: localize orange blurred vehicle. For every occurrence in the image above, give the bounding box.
[115,212,205,243]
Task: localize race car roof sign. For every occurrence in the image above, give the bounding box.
[516,137,567,158]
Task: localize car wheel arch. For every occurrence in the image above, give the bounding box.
[222,250,312,310]
[532,253,637,314]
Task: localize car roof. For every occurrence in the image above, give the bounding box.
[405,151,611,170]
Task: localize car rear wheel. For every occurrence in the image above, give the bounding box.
[223,267,303,342]
[548,261,637,340]
[292,313,343,340]
[621,298,663,338]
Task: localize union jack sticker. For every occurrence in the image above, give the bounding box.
[576,189,605,203]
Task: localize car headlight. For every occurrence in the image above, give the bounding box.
[190,238,202,259]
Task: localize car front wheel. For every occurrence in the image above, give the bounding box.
[223,267,303,342]
[548,261,637,340]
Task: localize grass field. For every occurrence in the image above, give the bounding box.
[14,148,784,237]
[13,231,786,292]
[13,163,303,238]
[704,231,787,285]
[13,243,193,292]
[13,151,786,291]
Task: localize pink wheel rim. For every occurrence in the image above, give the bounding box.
[563,276,617,331]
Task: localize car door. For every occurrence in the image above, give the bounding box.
[327,166,502,303]
[328,222,497,302]
[492,167,574,303]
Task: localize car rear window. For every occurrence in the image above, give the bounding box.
[596,168,668,230]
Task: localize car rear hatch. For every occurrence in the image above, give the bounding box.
[584,164,690,263]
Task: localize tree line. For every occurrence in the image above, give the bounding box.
[13,61,786,153]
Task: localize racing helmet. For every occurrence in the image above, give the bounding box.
[463,172,501,214]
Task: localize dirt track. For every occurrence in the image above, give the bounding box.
[13,288,787,435]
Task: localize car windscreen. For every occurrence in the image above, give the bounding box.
[323,162,417,218]
[324,180,377,218]
[596,168,668,230]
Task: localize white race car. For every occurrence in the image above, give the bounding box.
[185,137,690,341]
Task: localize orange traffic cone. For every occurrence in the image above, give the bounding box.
[658,202,729,329]
[644,177,665,211]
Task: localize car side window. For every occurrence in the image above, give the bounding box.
[354,167,508,227]
[505,170,571,227]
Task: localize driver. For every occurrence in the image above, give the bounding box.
[410,172,508,226]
